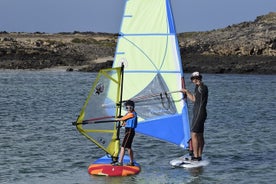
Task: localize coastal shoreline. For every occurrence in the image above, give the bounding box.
[1,56,274,75]
[0,13,275,74]
[0,54,275,74]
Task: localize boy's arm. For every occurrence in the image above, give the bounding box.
[120,112,134,121]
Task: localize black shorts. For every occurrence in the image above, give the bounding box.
[191,115,206,133]
[121,128,135,149]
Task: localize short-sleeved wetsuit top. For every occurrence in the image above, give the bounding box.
[121,111,137,129]
[121,111,137,148]
[191,83,208,133]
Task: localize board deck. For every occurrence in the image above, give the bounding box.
[88,155,141,176]
[170,154,209,168]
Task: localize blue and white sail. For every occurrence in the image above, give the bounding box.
[113,0,190,148]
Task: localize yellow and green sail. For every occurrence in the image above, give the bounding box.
[113,0,190,148]
[74,67,123,158]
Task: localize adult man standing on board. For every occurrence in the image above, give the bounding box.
[182,72,208,161]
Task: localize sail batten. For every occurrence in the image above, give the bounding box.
[119,33,176,36]
[124,70,181,73]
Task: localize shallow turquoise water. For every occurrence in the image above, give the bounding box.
[0,70,275,184]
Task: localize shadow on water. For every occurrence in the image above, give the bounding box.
[188,167,204,177]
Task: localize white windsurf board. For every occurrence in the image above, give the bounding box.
[170,155,209,168]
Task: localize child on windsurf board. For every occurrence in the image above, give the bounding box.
[113,100,138,166]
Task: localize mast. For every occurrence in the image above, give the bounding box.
[112,63,125,162]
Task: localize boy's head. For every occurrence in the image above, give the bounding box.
[124,100,135,111]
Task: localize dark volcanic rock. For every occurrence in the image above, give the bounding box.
[0,32,116,70]
[183,55,275,74]
[178,12,276,74]
[0,13,275,74]
[78,60,113,72]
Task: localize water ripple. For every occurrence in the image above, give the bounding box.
[0,71,275,184]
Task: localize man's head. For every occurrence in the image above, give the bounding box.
[190,71,202,81]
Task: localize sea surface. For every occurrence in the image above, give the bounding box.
[0,70,275,184]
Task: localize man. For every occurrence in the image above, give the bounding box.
[182,72,208,161]
[114,100,137,166]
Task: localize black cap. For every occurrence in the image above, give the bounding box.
[124,100,135,108]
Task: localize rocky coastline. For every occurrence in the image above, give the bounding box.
[0,13,275,74]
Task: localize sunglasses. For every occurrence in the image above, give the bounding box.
[125,106,133,110]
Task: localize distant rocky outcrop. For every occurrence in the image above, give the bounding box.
[0,12,275,74]
[0,32,116,70]
[178,12,276,74]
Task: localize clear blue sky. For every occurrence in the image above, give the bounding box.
[0,0,275,33]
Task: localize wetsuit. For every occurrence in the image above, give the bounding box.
[191,83,208,133]
[121,111,137,149]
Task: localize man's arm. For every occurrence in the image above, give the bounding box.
[181,88,195,102]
